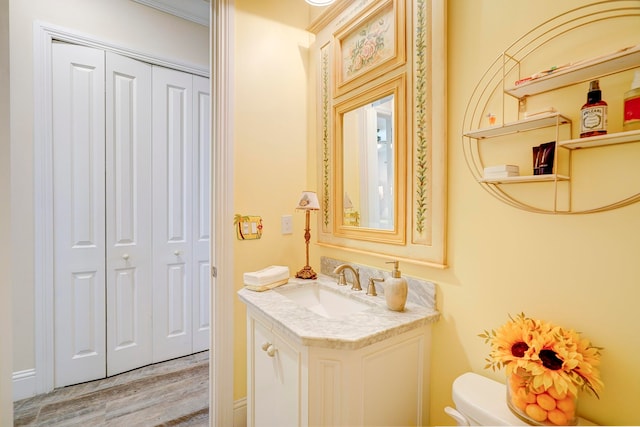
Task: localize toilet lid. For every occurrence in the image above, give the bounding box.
[451,372,596,426]
[452,372,525,425]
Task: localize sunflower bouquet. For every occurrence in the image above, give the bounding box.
[479,313,603,425]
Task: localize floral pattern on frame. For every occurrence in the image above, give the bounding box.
[343,13,394,78]
[341,6,395,83]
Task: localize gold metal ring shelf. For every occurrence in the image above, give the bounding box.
[462,1,640,214]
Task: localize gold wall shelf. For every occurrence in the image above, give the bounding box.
[480,174,570,184]
[559,129,640,150]
[505,44,640,98]
[462,1,640,214]
[464,113,571,139]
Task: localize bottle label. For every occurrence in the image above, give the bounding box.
[624,95,640,122]
[581,105,607,134]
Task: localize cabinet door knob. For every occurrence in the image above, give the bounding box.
[261,342,276,357]
[266,345,276,357]
[174,250,181,256]
[122,253,130,261]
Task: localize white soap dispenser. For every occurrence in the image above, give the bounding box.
[383,261,408,312]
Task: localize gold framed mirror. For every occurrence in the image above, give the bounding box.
[311,0,447,268]
[333,75,406,244]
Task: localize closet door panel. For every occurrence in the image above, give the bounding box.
[152,66,193,361]
[193,75,211,352]
[167,264,188,334]
[52,42,106,388]
[105,51,153,376]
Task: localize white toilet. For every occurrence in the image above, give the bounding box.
[445,372,596,426]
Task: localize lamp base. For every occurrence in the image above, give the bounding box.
[295,265,317,280]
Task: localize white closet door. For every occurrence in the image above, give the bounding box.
[152,66,194,361]
[192,75,211,352]
[105,52,154,376]
[52,43,106,388]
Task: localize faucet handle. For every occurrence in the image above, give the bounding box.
[351,268,362,291]
[367,277,384,296]
[336,271,348,286]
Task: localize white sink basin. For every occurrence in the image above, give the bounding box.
[275,284,370,319]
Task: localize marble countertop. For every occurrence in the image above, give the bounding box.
[237,275,440,350]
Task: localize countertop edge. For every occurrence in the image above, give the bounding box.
[238,278,440,350]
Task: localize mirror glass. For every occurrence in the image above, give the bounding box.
[342,95,394,230]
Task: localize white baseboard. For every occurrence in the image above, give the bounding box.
[12,369,37,401]
[234,397,247,427]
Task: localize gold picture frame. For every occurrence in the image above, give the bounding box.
[312,0,448,268]
[332,74,407,245]
[333,0,406,97]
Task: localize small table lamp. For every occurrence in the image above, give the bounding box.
[295,191,320,279]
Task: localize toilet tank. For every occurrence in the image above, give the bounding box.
[446,372,596,426]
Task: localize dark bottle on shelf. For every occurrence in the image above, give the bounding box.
[580,80,607,138]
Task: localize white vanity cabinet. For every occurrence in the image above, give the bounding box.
[249,314,304,427]
[246,305,433,427]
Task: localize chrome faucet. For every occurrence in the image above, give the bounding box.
[333,264,362,291]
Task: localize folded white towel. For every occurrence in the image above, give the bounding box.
[243,265,290,287]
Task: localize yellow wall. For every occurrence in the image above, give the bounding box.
[232,0,311,400]
[310,0,640,426]
[435,2,639,424]
[232,1,640,425]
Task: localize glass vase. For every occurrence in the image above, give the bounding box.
[506,370,578,426]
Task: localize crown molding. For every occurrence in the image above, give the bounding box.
[132,0,210,26]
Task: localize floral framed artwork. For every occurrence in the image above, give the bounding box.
[333,0,406,97]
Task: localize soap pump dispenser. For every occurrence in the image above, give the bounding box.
[383,261,408,312]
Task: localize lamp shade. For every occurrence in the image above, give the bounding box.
[305,0,335,6]
[296,191,320,210]
[343,192,354,209]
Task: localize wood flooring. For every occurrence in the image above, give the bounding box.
[13,351,209,426]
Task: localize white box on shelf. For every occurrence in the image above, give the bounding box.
[484,164,520,175]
